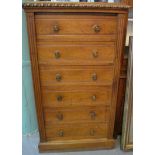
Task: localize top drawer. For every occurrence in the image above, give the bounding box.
[35,14,117,35]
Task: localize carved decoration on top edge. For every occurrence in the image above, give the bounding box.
[22,2,130,9]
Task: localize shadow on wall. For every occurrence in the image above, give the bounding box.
[22,7,38,135]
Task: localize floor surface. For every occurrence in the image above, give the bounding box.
[22,133,133,155]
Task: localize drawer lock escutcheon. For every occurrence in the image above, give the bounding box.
[92,50,98,58]
[92,95,96,101]
[90,129,95,136]
[57,96,63,102]
[58,130,64,137]
[90,111,96,120]
[92,73,97,81]
[53,25,60,32]
[56,113,63,121]
[92,25,101,33]
[54,51,61,59]
[56,74,62,81]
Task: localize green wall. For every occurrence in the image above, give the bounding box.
[22,6,38,134]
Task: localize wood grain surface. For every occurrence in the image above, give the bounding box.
[23,2,129,151]
[37,43,115,65]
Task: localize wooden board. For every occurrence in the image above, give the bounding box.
[121,36,133,150]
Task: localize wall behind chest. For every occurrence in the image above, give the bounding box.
[22,0,37,134]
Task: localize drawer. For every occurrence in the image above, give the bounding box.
[46,123,108,141]
[37,44,115,65]
[39,66,114,86]
[44,106,109,124]
[42,87,112,108]
[35,14,117,35]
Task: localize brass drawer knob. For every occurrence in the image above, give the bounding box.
[90,111,96,120]
[92,73,97,81]
[90,129,95,136]
[93,25,101,33]
[56,113,63,121]
[92,50,98,58]
[92,95,96,101]
[58,130,64,137]
[54,51,61,59]
[53,25,60,32]
[56,74,62,81]
[57,95,63,102]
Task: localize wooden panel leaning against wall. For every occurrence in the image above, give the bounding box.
[121,36,133,150]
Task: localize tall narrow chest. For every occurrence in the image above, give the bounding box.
[23,2,129,152]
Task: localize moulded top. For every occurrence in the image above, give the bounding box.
[22,1,130,10]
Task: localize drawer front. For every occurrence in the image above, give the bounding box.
[42,88,112,108]
[46,123,108,140]
[44,106,109,124]
[35,15,117,35]
[37,44,115,65]
[39,66,114,86]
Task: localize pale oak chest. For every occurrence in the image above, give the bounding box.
[23,2,129,152]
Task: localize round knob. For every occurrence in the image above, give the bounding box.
[92,95,96,101]
[58,130,64,137]
[57,95,63,102]
[56,74,62,81]
[56,113,63,121]
[92,73,97,81]
[53,25,60,32]
[90,111,96,120]
[54,51,61,59]
[92,50,98,58]
[92,25,101,33]
[90,129,95,136]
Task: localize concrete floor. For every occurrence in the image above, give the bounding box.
[22,133,133,155]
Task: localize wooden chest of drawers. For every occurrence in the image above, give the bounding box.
[23,2,129,152]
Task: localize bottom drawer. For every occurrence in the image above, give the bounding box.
[46,123,108,141]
